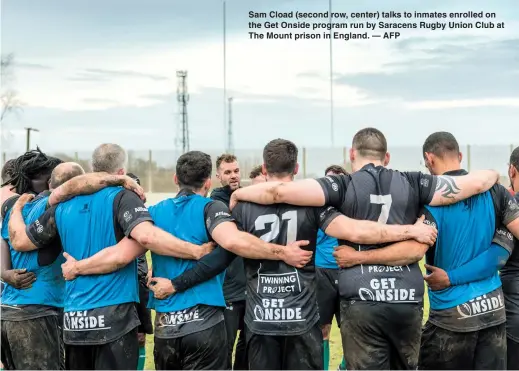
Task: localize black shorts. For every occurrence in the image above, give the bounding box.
[65,327,139,370]
[246,323,323,370]
[1,315,65,370]
[418,321,506,370]
[316,268,341,326]
[508,336,519,370]
[154,320,228,370]
[136,283,153,335]
[340,300,422,370]
[224,300,247,370]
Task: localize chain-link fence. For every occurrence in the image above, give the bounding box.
[1,144,516,193]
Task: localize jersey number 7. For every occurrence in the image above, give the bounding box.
[370,194,393,224]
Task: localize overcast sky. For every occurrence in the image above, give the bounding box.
[1,0,518,159]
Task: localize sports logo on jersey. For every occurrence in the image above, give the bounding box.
[63,311,110,331]
[215,211,231,218]
[456,293,504,319]
[357,276,416,302]
[134,207,148,213]
[157,308,204,327]
[420,178,430,188]
[123,211,132,223]
[254,269,304,323]
[35,219,44,234]
[496,227,514,241]
[423,218,437,229]
[324,176,339,192]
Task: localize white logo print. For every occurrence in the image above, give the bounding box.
[420,178,429,188]
[254,267,304,323]
[456,294,504,319]
[357,277,416,302]
[123,211,132,223]
[158,308,203,327]
[63,311,110,331]
[134,207,148,213]
[215,211,231,218]
[35,220,44,234]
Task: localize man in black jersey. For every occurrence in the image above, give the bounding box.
[502,146,519,369]
[230,129,501,370]
[157,139,439,370]
[211,153,247,370]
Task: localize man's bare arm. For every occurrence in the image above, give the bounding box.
[8,195,38,252]
[230,179,326,209]
[0,239,12,273]
[129,222,212,260]
[48,172,144,206]
[63,238,146,279]
[210,221,311,268]
[324,215,437,246]
[429,170,499,206]
[334,240,429,268]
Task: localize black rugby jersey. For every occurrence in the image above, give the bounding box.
[316,164,437,304]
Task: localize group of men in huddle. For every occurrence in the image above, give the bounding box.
[0,127,518,371]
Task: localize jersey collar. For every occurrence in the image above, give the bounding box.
[442,169,468,176]
[176,189,196,198]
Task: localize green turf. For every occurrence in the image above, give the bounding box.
[143,258,430,370]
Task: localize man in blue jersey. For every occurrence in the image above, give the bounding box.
[58,150,316,370]
[415,132,519,369]
[1,160,145,371]
[316,165,349,371]
[7,143,215,370]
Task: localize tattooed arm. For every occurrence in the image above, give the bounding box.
[428,170,499,206]
[47,172,144,206]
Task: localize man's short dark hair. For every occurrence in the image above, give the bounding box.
[127,173,141,185]
[49,163,84,189]
[263,139,298,176]
[352,128,387,161]
[1,159,15,183]
[176,151,212,190]
[422,132,460,159]
[325,165,348,176]
[249,165,263,179]
[216,154,237,170]
[511,146,519,171]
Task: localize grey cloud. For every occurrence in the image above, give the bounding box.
[82,98,120,104]
[15,62,53,70]
[83,68,170,81]
[334,38,519,101]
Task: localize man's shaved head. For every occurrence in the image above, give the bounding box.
[49,162,85,190]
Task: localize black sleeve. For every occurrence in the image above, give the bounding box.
[314,205,342,232]
[114,190,154,238]
[492,225,515,255]
[171,246,237,292]
[493,185,519,226]
[26,206,59,249]
[137,254,149,287]
[1,195,20,220]
[403,171,437,205]
[231,202,246,231]
[203,200,235,236]
[420,206,438,252]
[314,174,351,209]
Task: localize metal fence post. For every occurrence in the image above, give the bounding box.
[148,150,153,193]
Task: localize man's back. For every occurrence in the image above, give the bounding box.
[425,187,500,310]
[147,193,226,313]
[53,187,139,312]
[232,201,336,336]
[319,164,436,304]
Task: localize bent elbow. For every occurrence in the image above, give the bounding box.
[221,236,241,254]
[413,245,429,262]
[135,229,154,249]
[271,184,285,203]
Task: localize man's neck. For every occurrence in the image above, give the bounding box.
[435,161,461,176]
[267,175,293,182]
[352,158,384,172]
[512,179,519,193]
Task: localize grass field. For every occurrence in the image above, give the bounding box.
[142,258,431,370]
